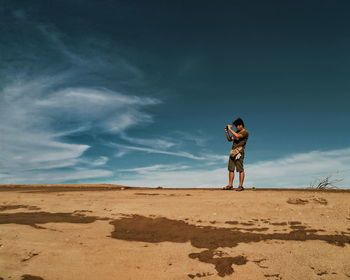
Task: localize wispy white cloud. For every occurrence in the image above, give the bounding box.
[0,79,89,172]
[35,87,160,132]
[112,148,350,188]
[0,77,160,179]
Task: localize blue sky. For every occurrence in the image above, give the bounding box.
[1,0,349,188]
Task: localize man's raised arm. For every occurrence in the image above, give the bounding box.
[224,127,233,141]
[228,125,244,139]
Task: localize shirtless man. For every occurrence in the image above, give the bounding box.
[223,118,249,191]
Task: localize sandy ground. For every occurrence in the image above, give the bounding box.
[0,185,349,280]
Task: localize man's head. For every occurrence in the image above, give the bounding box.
[233,118,245,131]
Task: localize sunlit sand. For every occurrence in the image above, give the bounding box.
[0,184,349,280]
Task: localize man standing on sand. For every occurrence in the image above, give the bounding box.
[223,118,249,191]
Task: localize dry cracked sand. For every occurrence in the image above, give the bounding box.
[0,184,349,280]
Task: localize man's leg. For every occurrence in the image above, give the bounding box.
[235,155,245,190]
[226,157,236,188]
[239,171,245,187]
[229,171,234,187]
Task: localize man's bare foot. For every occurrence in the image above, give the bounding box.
[222,185,233,190]
[235,186,244,191]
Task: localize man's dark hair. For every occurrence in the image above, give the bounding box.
[233,118,245,127]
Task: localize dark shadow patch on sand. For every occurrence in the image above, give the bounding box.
[109,215,350,249]
[225,221,239,225]
[21,275,44,280]
[225,221,258,227]
[240,222,255,226]
[189,250,247,277]
[109,215,349,276]
[242,227,269,232]
[225,220,269,231]
[187,272,213,279]
[290,225,307,230]
[0,205,41,211]
[73,210,93,213]
[264,274,281,279]
[0,212,108,229]
[270,222,287,226]
[288,221,302,225]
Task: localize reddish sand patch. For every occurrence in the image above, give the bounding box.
[189,250,248,277]
[21,275,44,280]
[109,214,350,276]
[0,211,108,229]
[0,205,41,211]
[110,215,349,248]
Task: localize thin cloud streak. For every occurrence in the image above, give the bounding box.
[37,24,86,66]
[119,132,176,149]
[112,143,205,160]
[110,142,227,162]
[118,164,190,174]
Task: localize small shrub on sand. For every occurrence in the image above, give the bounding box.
[309,174,343,190]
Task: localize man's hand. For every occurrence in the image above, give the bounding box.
[225,126,232,141]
